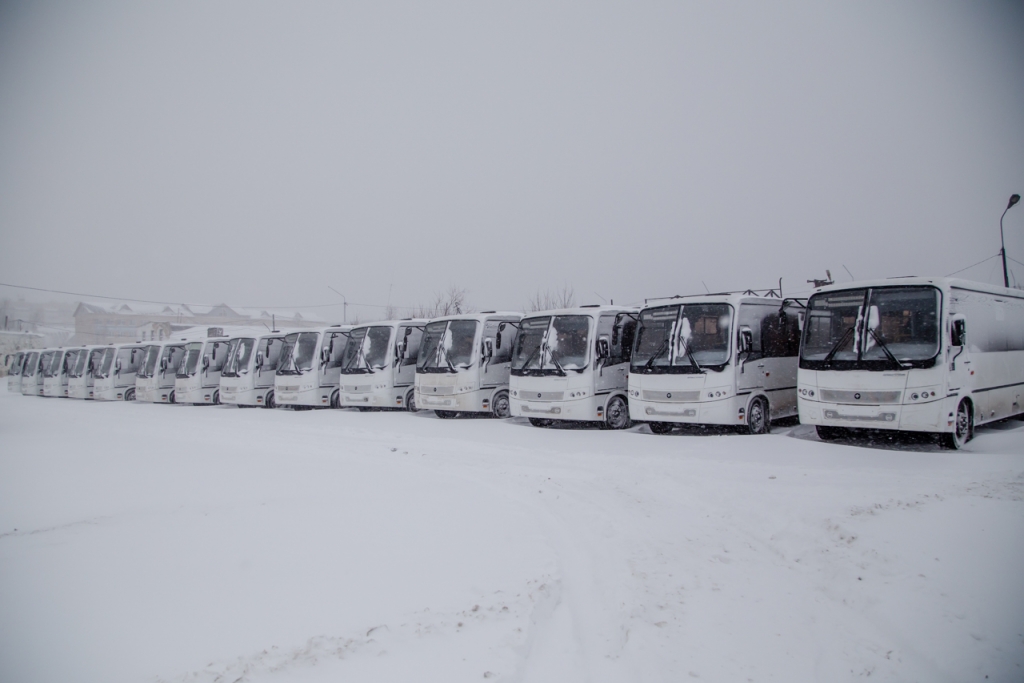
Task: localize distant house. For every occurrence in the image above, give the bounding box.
[72,302,322,344]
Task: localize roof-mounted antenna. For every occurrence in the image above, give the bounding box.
[807,270,834,288]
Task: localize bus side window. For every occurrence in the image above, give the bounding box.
[599,314,635,365]
[485,321,514,363]
[761,310,802,358]
[738,305,771,360]
[401,327,423,365]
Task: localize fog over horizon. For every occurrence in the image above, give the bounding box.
[2,1,1023,319]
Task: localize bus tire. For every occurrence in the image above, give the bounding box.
[124,388,135,401]
[491,391,511,419]
[212,390,220,405]
[169,390,176,404]
[406,389,417,412]
[603,395,632,430]
[816,425,843,441]
[942,399,973,450]
[264,390,276,409]
[529,417,553,428]
[435,410,457,419]
[330,390,339,409]
[649,421,674,435]
[746,396,770,435]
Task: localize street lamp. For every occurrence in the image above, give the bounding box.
[1001,193,1021,288]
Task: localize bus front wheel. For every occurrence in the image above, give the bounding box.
[649,421,674,435]
[942,400,973,450]
[746,397,770,435]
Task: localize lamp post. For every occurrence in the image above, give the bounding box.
[1001,194,1021,288]
[328,286,347,323]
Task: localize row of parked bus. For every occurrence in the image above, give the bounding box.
[7,277,1024,450]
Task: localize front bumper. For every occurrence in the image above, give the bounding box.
[510,393,603,422]
[629,394,742,425]
[798,396,950,433]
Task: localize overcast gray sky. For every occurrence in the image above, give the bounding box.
[1,1,1022,318]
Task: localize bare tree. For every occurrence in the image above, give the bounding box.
[411,285,470,318]
[526,284,575,312]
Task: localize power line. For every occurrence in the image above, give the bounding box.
[945,253,1000,277]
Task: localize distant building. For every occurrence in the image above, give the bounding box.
[72,302,323,344]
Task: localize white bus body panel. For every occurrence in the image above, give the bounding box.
[798,278,1024,435]
[275,327,353,408]
[94,344,146,401]
[68,347,102,399]
[42,349,74,397]
[220,333,287,406]
[338,321,427,410]
[415,313,522,415]
[20,351,44,396]
[174,338,232,405]
[6,352,25,393]
[628,295,802,428]
[508,307,637,424]
[137,343,187,403]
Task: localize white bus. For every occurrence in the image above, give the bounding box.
[273,326,353,408]
[628,294,805,434]
[174,336,232,405]
[797,277,1024,449]
[507,305,639,429]
[220,332,287,407]
[337,319,427,411]
[414,312,523,418]
[19,350,44,396]
[135,342,187,403]
[93,343,146,401]
[6,351,26,392]
[68,346,104,399]
[42,348,74,397]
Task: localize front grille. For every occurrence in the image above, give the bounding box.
[824,409,897,423]
[642,390,702,402]
[820,389,901,404]
[422,386,454,395]
[280,385,300,392]
[519,391,564,401]
[343,385,370,393]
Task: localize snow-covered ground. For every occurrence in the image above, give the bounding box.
[1,390,1022,683]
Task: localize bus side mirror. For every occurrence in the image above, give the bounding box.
[255,352,264,368]
[496,323,506,349]
[597,338,610,359]
[951,319,966,347]
[740,328,754,355]
[115,358,122,375]
[320,348,330,365]
[483,338,494,359]
[202,356,210,371]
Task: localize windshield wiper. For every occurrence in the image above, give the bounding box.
[519,342,544,371]
[643,339,671,370]
[550,357,566,376]
[822,327,855,366]
[681,343,704,373]
[866,328,909,369]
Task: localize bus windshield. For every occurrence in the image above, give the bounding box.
[631,304,732,374]
[138,346,159,379]
[418,320,478,372]
[511,315,590,376]
[222,338,255,377]
[340,326,393,373]
[178,343,203,378]
[801,286,940,370]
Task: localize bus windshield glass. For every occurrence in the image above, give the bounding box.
[138,346,159,378]
[178,343,203,378]
[277,332,320,375]
[511,315,590,375]
[341,326,393,373]
[222,338,255,377]
[631,304,732,374]
[801,286,940,369]
[418,320,478,372]
[9,353,23,376]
